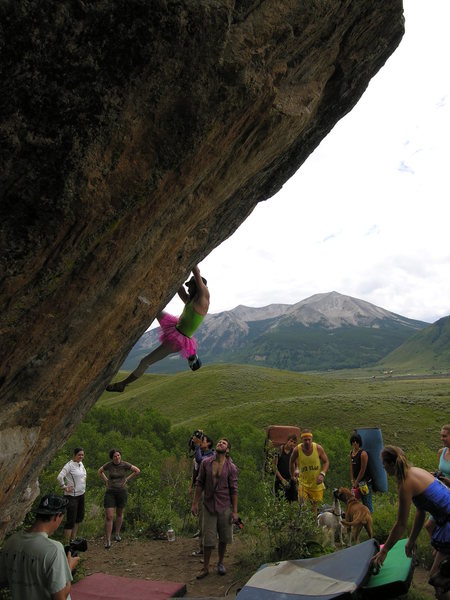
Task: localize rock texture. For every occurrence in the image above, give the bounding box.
[0,0,404,536]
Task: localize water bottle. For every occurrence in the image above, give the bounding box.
[167,523,175,542]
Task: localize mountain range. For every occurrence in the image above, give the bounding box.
[120,291,443,374]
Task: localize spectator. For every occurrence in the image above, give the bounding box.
[425,424,450,540]
[190,433,214,557]
[349,433,373,513]
[274,434,298,502]
[57,447,87,543]
[0,494,79,600]
[191,438,238,579]
[98,449,140,549]
[289,428,329,517]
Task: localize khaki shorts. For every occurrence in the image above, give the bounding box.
[202,506,233,548]
[298,484,323,503]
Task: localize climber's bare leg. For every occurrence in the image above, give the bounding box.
[106,343,175,392]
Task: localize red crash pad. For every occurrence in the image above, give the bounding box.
[71,573,186,599]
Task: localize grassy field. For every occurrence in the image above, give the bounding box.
[99,364,449,452]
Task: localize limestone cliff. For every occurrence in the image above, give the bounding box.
[0,0,404,536]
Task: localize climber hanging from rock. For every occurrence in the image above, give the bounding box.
[106,265,210,393]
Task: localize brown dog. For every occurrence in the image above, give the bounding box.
[336,487,373,545]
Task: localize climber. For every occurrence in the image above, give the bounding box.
[106,265,209,392]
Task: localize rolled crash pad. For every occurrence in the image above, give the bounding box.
[266,426,301,448]
[70,573,186,599]
[236,538,378,600]
[356,427,388,493]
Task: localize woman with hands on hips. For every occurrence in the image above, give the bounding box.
[98,448,140,549]
[57,447,87,543]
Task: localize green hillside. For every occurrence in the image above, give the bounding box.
[99,363,449,448]
[220,322,420,371]
[379,316,450,373]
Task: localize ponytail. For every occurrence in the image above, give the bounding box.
[381,445,410,483]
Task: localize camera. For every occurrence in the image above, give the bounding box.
[64,537,88,557]
[188,429,204,452]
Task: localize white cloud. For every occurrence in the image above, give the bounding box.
[163,0,450,326]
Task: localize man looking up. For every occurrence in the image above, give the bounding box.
[289,428,329,517]
[190,433,215,556]
[191,437,238,579]
[0,494,79,599]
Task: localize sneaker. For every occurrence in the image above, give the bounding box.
[114,534,121,542]
[191,549,203,556]
[105,540,111,549]
[188,354,202,371]
[217,562,226,575]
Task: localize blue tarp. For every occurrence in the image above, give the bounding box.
[236,539,378,600]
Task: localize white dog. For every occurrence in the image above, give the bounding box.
[317,489,344,548]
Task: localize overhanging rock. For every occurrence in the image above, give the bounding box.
[0,0,404,536]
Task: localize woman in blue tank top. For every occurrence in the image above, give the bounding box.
[425,424,450,540]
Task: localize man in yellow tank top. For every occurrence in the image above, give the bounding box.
[289,429,329,516]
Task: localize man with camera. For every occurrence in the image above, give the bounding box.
[0,494,79,599]
[189,430,215,556]
[191,437,238,579]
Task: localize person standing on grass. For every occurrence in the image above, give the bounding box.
[106,265,209,392]
[274,434,298,502]
[349,433,374,513]
[191,438,238,579]
[98,449,140,549]
[425,424,450,540]
[289,428,329,517]
[57,447,87,543]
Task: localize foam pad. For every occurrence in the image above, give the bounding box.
[360,539,415,599]
[71,573,186,599]
[236,539,378,600]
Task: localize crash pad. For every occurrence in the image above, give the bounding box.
[360,539,415,598]
[236,539,378,600]
[71,573,186,599]
[356,427,388,493]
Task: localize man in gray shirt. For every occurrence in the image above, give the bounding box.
[0,494,79,599]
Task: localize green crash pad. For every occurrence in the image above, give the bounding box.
[361,538,415,598]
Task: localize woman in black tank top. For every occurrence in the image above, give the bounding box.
[349,433,373,513]
[274,436,298,502]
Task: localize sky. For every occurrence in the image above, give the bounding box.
[169,0,450,325]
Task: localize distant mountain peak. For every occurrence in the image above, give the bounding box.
[123,292,430,374]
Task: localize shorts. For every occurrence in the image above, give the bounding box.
[65,494,85,529]
[202,506,233,548]
[104,488,128,509]
[298,484,323,504]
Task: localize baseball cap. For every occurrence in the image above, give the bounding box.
[33,494,69,515]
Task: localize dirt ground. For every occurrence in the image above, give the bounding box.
[79,534,247,598]
[78,535,436,599]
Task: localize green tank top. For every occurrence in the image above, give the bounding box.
[176,302,204,338]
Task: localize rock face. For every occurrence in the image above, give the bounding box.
[0,0,404,536]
